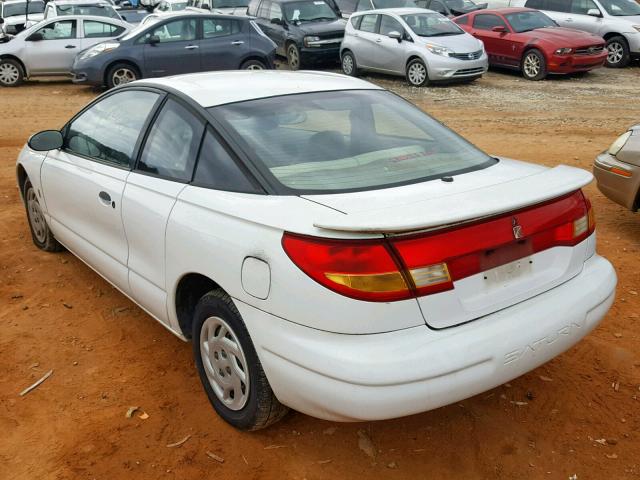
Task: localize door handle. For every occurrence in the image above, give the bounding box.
[565,18,573,22]
[375,38,382,43]
[98,191,114,208]
[231,40,244,45]
[184,45,199,50]
[65,45,76,49]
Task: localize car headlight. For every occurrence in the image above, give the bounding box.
[608,131,632,156]
[79,42,120,60]
[554,47,572,55]
[425,43,454,57]
[303,35,321,47]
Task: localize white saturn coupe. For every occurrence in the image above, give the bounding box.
[17,71,616,430]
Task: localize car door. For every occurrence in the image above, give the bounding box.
[375,14,407,74]
[200,17,250,70]
[23,19,81,74]
[80,19,128,49]
[470,13,515,66]
[40,89,161,294]
[122,96,205,325]
[566,0,602,32]
[353,13,379,68]
[141,17,200,77]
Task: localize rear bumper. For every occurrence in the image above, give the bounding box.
[594,152,640,211]
[236,253,616,422]
[548,52,607,73]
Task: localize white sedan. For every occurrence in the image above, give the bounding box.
[17,71,616,430]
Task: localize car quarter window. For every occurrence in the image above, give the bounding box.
[472,13,506,30]
[193,128,259,192]
[203,18,240,38]
[379,15,403,35]
[350,14,363,28]
[35,19,77,40]
[65,90,160,167]
[137,98,205,181]
[570,0,598,14]
[140,18,197,43]
[83,20,126,38]
[455,14,468,24]
[358,14,378,32]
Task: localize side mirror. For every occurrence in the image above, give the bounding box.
[388,30,402,42]
[27,32,44,41]
[201,3,211,9]
[491,25,507,33]
[148,34,160,44]
[271,17,282,24]
[586,8,601,16]
[28,130,64,152]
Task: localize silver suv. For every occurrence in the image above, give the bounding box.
[512,0,640,67]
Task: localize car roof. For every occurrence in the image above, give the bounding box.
[49,0,113,5]
[138,71,383,108]
[41,13,128,22]
[479,7,534,14]
[353,7,437,15]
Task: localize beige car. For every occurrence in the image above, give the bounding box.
[594,125,640,212]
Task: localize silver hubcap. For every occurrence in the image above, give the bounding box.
[523,53,541,78]
[200,316,249,411]
[407,62,427,85]
[112,67,136,86]
[27,188,47,243]
[0,62,20,85]
[607,42,624,64]
[342,54,354,75]
[245,63,263,70]
[288,46,299,70]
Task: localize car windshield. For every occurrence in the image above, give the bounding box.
[283,0,338,23]
[598,0,640,16]
[57,4,119,18]
[402,13,463,36]
[443,0,478,10]
[2,1,45,17]
[209,90,495,193]
[504,11,555,32]
[212,0,249,7]
[171,1,188,8]
[373,0,415,7]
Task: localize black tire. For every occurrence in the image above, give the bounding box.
[521,49,547,81]
[192,290,288,431]
[286,43,303,71]
[106,62,140,89]
[341,50,358,77]
[0,58,25,87]
[240,59,267,70]
[605,36,630,68]
[23,180,63,252]
[405,58,429,87]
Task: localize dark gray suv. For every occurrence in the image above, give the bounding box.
[71,13,277,87]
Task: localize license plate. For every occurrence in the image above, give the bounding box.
[484,257,532,287]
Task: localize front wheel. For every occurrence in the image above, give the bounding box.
[286,43,302,71]
[605,36,630,68]
[106,63,139,89]
[406,58,429,87]
[0,59,24,87]
[192,290,288,430]
[341,50,358,77]
[240,59,267,70]
[521,50,547,81]
[23,180,63,252]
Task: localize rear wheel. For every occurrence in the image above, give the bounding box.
[341,50,358,76]
[106,63,139,89]
[286,43,302,71]
[192,290,288,430]
[240,59,267,70]
[605,36,630,68]
[406,58,429,87]
[521,49,547,81]
[23,180,63,252]
[0,59,24,87]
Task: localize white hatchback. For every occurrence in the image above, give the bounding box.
[17,71,616,430]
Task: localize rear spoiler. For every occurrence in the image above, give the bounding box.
[313,165,592,234]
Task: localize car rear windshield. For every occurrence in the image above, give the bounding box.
[209,90,496,194]
[57,4,119,18]
[283,0,338,23]
[504,11,555,32]
[2,1,45,17]
[599,0,640,16]
[402,13,463,37]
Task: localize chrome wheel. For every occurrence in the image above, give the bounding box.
[111,67,136,86]
[523,53,541,78]
[200,316,249,411]
[607,41,624,65]
[342,54,354,75]
[407,61,427,86]
[287,45,300,70]
[0,62,20,85]
[246,63,264,70]
[26,188,47,244]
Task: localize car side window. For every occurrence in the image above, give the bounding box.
[137,98,205,181]
[193,128,259,192]
[35,19,77,40]
[203,18,239,38]
[257,0,272,18]
[570,0,598,14]
[472,13,507,30]
[545,0,570,12]
[84,20,125,38]
[140,18,197,43]
[65,90,160,167]
[358,14,378,32]
[455,14,469,24]
[379,15,403,35]
[269,2,282,20]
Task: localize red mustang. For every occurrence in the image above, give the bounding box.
[454,8,607,80]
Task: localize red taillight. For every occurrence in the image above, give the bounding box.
[283,190,595,302]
